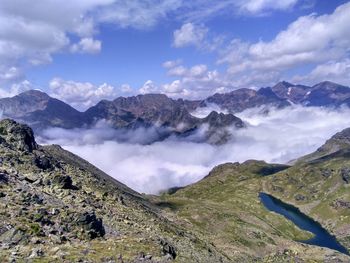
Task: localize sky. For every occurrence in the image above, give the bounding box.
[1,0,350,110]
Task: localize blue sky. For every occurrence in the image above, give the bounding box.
[0,0,350,109]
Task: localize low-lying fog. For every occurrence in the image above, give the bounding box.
[38,105,350,194]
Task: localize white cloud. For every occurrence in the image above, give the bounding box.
[179,0,301,21]
[49,78,128,110]
[38,105,350,194]
[139,80,160,94]
[208,2,350,88]
[162,59,182,69]
[293,59,350,86]
[173,23,208,48]
[220,2,350,74]
[167,65,187,77]
[238,0,299,14]
[0,0,182,93]
[0,80,33,98]
[70,38,102,54]
[161,62,233,98]
[0,67,23,83]
[163,80,183,94]
[97,0,182,29]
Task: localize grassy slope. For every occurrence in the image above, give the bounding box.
[153,161,350,262]
[264,150,350,250]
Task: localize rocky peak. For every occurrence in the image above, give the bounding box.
[273,81,294,89]
[203,111,245,128]
[271,81,312,104]
[312,81,347,90]
[0,90,51,118]
[19,89,50,100]
[0,119,38,152]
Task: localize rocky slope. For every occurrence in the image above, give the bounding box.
[0,119,226,262]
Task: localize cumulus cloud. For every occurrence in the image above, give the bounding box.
[292,59,350,86]
[161,62,233,98]
[0,0,180,94]
[139,80,160,94]
[173,23,208,48]
[38,105,350,194]
[0,80,33,98]
[219,2,350,76]
[70,38,102,54]
[49,78,125,110]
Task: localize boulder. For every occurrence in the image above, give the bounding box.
[53,175,77,190]
[76,212,105,239]
[33,156,52,170]
[0,119,38,152]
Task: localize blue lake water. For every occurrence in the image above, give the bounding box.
[259,193,349,255]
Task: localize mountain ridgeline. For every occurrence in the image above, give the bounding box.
[0,81,349,143]
[0,91,244,144]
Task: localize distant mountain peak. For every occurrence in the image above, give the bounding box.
[312,80,349,89]
[276,81,295,87]
[17,89,50,99]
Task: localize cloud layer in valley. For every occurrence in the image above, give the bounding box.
[38,105,350,194]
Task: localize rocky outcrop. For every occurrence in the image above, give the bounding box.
[0,119,37,152]
[76,212,105,239]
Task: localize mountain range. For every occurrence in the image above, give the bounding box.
[0,81,349,143]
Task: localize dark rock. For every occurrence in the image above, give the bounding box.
[321,169,333,178]
[159,239,177,259]
[294,194,306,201]
[331,199,350,209]
[76,212,105,239]
[0,119,38,152]
[29,248,44,258]
[271,185,284,193]
[33,156,52,170]
[53,175,78,190]
[0,173,8,183]
[340,168,350,184]
[0,192,6,198]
